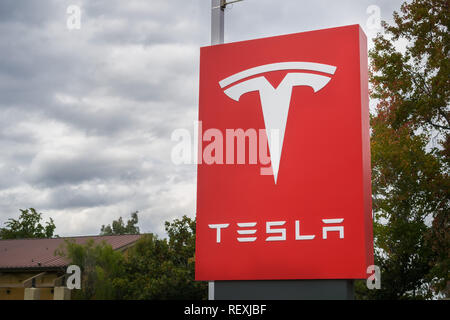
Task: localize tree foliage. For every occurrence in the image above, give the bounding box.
[100,211,140,235]
[56,239,125,300]
[0,208,56,239]
[116,215,206,300]
[357,0,449,299]
[61,215,207,300]
[370,0,449,134]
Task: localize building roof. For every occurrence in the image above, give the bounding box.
[0,234,143,271]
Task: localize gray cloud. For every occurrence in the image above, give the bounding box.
[26,150,140,187]
[0,0,59,26]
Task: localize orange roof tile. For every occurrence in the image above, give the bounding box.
[0,234,142,270]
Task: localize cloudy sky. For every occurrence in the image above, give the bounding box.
[0,0,405,237]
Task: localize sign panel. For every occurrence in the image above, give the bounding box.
[195,25,373,280]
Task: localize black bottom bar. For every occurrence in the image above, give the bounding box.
[212,280,354,300]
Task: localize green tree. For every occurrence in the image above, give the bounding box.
[357,122,443,299]
[56,239,126,300]
[100,211,140,235]
[116,215,207,300]
[0,208,56,239]
[61,215,206,300]
[357,0,449,299]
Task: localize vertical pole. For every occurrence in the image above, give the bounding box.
[209,0,224,299]
[211,0,224,45]
[208,281,215,300]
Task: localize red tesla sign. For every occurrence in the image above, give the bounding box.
[195,24,373,280]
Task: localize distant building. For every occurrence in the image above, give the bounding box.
[0,234,142,300]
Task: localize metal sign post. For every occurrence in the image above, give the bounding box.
[211,0,243,45]
[211,0,224,45]
[209,0,241,298]
[208,0,224,296]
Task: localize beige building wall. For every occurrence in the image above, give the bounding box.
[0,272,61,300]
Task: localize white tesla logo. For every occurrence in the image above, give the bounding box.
[219,62,337,183]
